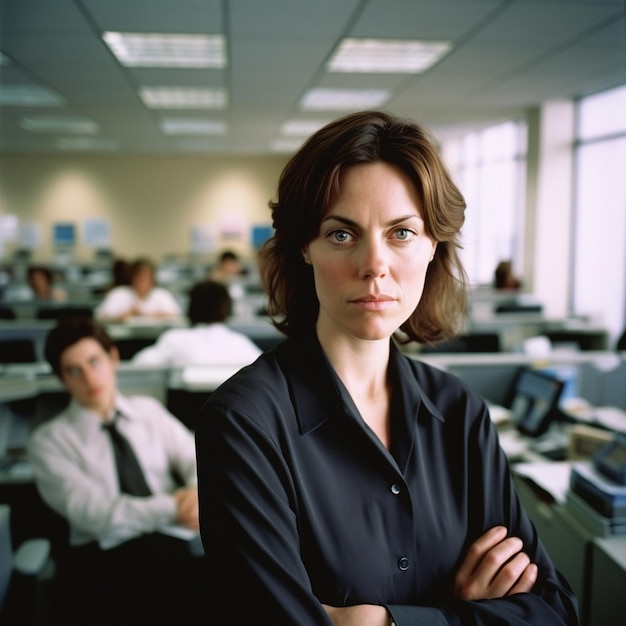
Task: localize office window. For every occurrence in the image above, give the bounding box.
[573,85,626,345]
[442,121,527,286]
[578,85,626,141]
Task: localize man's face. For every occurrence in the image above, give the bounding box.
[59,338,119,416]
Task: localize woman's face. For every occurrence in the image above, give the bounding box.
[303,161,437,344]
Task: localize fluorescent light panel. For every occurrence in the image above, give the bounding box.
[140,87,227,109]
[20,116,99,134]
[279,120,330,136]
[160,118,227,135]
[269,137,306,153]
[0,85,64,107]
[103,32,226,68]
[55,137,119,151]
[328,38,451,73]
[300,88,390,111]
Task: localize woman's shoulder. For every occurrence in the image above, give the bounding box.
[204,350,288,413]
[400,352,486,410]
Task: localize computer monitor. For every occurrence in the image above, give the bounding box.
[507,367,565,437]
[52,222,76,247]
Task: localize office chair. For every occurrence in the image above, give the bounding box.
[166,389,213,430]
[0,305,16,320]
[115,337,157,360]
[0,504,51,625]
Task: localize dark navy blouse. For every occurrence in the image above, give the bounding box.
[195,332,578,625]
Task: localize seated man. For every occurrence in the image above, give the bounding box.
[132,279,262,367]
[27,317,205,625]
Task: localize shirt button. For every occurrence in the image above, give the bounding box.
[391,483,401,495]
[398,557,410,571]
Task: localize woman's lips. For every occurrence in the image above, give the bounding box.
[350,295,395,310]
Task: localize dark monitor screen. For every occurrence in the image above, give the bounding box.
[508,367,564,436]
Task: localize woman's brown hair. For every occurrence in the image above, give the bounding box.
[260,110,468,344]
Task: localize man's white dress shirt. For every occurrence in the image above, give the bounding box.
[27,392,197,549]
[132,323,262,367]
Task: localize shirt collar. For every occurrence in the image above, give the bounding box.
[66,391,137,441]
[277,332,444,435]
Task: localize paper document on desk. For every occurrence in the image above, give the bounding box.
[512,461,572,504]
[488,403,512,425]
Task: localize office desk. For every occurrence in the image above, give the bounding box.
[512,455,626,626]
[589,536,626,626]
[413,351,626,410]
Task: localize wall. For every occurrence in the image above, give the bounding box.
[0,153,289,265]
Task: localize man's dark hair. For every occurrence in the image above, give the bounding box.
[45,317,115,376]
[187,280,233,326]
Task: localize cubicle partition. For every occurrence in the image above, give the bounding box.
[415,351,626,410]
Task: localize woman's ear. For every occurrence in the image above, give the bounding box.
[301,246,312,265]
[429,242,438,262]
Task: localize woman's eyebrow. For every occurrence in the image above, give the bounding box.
[321,213,423,227]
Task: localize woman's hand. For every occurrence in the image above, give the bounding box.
[454,525,538,600]
[322,526,536,625]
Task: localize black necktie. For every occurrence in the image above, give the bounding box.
[103,414,152,497]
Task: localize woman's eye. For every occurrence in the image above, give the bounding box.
[330,230,352,243]
[394,228,415,241]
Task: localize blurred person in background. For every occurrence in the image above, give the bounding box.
[95,257,182,322]
[133,279,262,367]
[27,264,68,301]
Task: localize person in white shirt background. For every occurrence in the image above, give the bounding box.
[95,256,183,323]
[132,279,262,367]
[27,317,205,626]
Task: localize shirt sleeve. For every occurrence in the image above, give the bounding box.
[146,397,198,486]
[94,287,133,319]
[132,330,177,365]
[28,420,177,548]
[388,396,578,626]
[196,401,335,625]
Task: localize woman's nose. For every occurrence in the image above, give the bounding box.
[358,238,388,279]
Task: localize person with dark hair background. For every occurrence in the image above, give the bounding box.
[27,264,68,301]
[132,279,262,367]
[95,256,182,322]
[195,111,578,626]
[209,249,244,285]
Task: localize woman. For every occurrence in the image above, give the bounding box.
[195,111,578,625]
